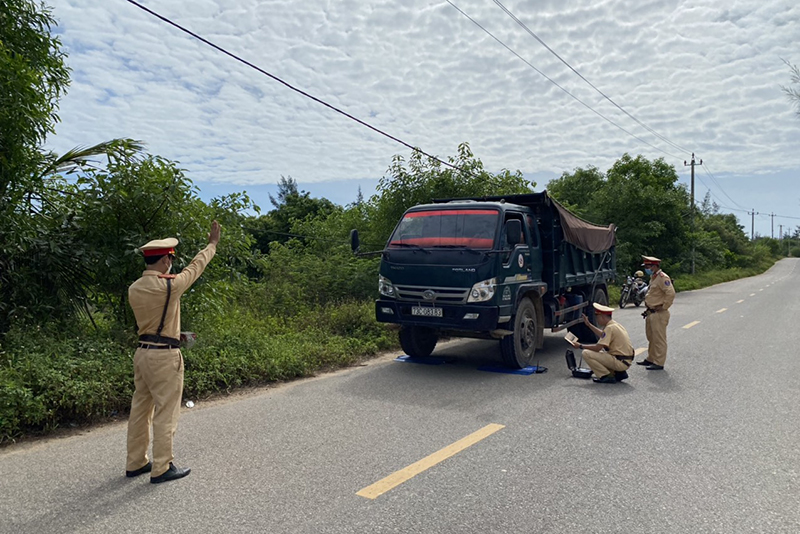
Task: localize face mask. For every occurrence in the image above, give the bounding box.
[644,268,653,276]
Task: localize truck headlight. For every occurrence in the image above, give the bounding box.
[379,275,395,298]
[467,278,497,303]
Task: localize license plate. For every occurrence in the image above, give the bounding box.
[411,306,443,317]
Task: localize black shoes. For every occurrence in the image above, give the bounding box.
[636,359,654,366]
[646,364,664,370]
[614,370,629,381]
[126,462,152,478]
[592,374,617,384]
[150,462,191,484]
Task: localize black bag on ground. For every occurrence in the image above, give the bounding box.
[565,349,592,379]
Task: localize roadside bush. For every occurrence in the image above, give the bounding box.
[0,298,396,443]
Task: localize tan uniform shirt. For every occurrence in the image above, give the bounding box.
[644,270,676,310]
[129,244,216,341]
[597,319,634,357]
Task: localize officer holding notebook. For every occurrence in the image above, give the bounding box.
[125,221,220,483]
[568,303,634,384]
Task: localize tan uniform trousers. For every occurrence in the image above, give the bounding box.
[582,349,631,378]
[645,309,670,366]
[126,347,184,477]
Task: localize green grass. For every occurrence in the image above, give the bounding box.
[0,300,397,444]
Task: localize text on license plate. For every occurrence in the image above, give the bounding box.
[411,306,443,317]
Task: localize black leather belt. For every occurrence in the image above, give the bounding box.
[138,343,178,350]
[614,355,634,366]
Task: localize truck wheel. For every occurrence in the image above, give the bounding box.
[399,326,438,358]
[592,287,608,307]
[499,297,537,369]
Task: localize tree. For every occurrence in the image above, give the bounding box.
[590,154,691,274]
[0,1,88,333]
[782,59,800,117]
[545,166,605,219]
[250,175,336,251]
[369,143,533,243]
[0,0,71,201]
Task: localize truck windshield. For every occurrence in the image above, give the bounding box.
[389,209,499,249]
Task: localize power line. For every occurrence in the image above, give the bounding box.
[122,0,481,180]
[701,164,747,210]
[490,0,693,156]
[444,1,683,161]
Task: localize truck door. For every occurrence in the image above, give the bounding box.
[526,214,543,283]
[500,212,532,283]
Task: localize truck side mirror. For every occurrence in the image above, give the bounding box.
[505,220,522,246]
[350,229,360,254]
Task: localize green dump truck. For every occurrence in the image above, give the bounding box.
[351,191,617,368]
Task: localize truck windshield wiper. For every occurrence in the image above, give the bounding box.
[390,242,431,253]
[432,245,483,255]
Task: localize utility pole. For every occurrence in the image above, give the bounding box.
[771,213,775,239]
[780,224,784,254]
[684,153,703,274]
[749,208,756,240]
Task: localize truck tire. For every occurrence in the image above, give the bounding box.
[568,287,607,344]
[499,297,537,369]
[399,326,438,358]
[593,286,609,307]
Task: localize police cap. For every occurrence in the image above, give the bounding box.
[139,237,178,257]
[593,302,614,315]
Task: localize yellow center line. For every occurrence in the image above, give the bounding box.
[683,320,701,329]
[736,299,744,303]
[635,347,647,356]
[716,308,727,313]
[356,423,505,500]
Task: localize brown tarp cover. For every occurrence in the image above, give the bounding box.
[551,198,616,253]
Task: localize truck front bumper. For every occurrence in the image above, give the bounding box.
[375,300,508,331]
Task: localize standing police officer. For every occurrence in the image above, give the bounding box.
[125,221,220,483]
[637,255,675,370]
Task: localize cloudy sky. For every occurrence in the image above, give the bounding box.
[46,0,800,237]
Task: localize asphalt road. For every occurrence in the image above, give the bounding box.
[2,259,799,533]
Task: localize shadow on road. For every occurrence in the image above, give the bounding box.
[12,474,153,534]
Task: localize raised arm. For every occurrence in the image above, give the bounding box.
[172,221,220,295]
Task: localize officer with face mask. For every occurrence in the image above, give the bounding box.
[636,255,675,370]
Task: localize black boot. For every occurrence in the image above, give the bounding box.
[614,370,629,381]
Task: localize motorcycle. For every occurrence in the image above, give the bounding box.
[619,276,648,308]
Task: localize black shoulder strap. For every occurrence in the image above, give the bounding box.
[155,278,171,340]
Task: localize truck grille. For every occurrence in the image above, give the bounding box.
[394,285,470,304]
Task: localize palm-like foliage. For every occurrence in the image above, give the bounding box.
[0,139,145,334]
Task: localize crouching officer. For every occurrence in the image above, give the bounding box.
[574,303,634,384]
[125,221,220,483]
[637,255,675,370]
